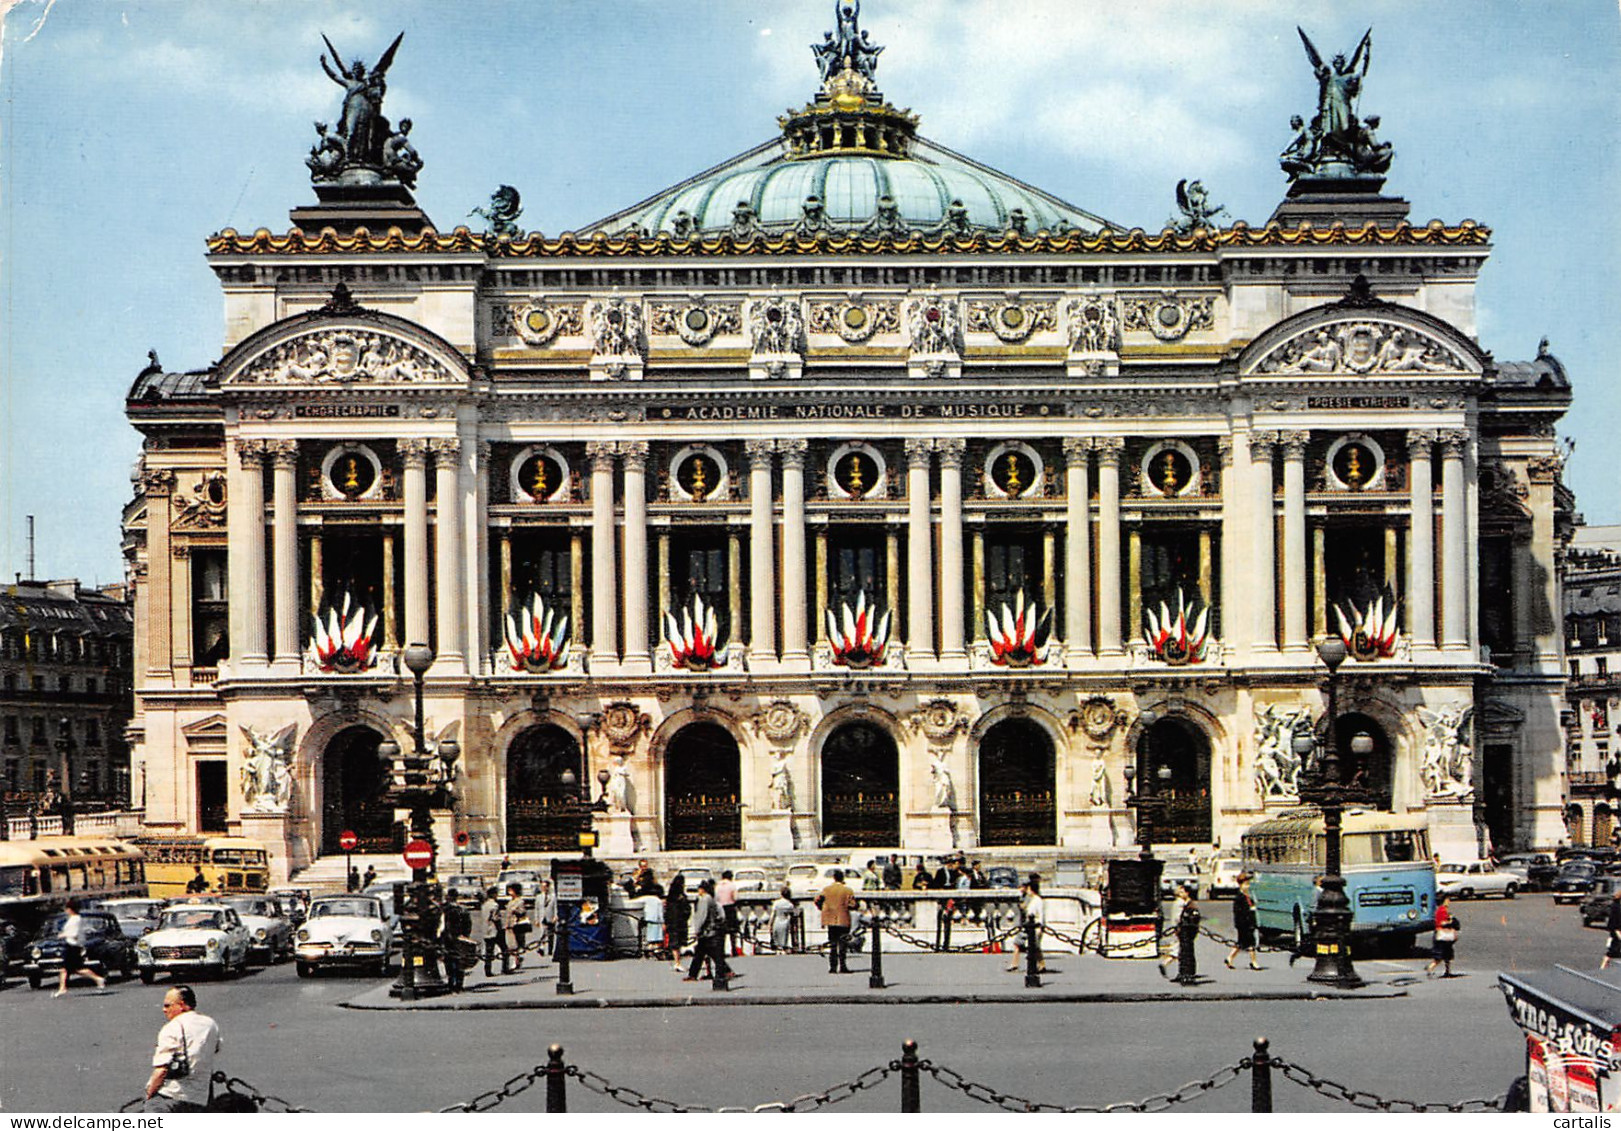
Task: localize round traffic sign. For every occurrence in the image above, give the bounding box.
[403,838,434,871]
[338,830,359,851]
[455,831,470,847]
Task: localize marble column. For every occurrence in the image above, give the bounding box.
[1281,431,1309,651]
[588,441,619,664]
[780,440,809,661]
[621,441,651,671]
[1249,431,1278,652]
[497,530,512,633]
[1439,429,1470,650]
[937,438,966,658]
[1406,430,1436,650]
[1126,527,1142,643]
[746,440,777,664]
[970,527,986,645]
[379,531,396,650]
[905,439,935,658]
[400,439,430,649]
[655,529,671,644]
[1062,438,1093,660]
[813,528,829,645]
[231,440,269,666]
[569,531,586,646]
[727,530,744,653]
[432,438,465,670]
[1311,526,1326,639]
[268,440,300,667]
[170,544,192,670]
[1198,529,1213,607]
[1095,438,1124,654]
[468,440,490,671]
[142,469,176,676]
[309,533,324,624]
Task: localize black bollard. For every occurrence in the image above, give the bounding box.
[900,1039,921,1113]
[555,909,574,996]
[1250,1037,1273,1113]
[869,912,886,989]
[1175,905,1201,984]
[711,937,729,992]
[1023,919,1042,988]
[545,1044,567,1112]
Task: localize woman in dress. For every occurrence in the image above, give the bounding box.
[663,872,690,970]
[1225,874,1262,970]
[1425,893,1459,978]
[769,886,797,951]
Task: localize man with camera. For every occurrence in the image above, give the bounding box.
[143,985,222,1112]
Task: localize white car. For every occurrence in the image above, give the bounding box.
[730,867,771,894]
[295,895,395,977]
[136,904,252,982]
[786,863,859,898]
[1207,853,1246,899]
[1437,860,1519,900]
[221,896,295,964]
[100,897,166,940]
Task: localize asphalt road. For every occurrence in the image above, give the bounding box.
[0,892,1599,1114]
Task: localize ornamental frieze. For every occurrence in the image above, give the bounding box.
[1065,296,1120,353]
[648,300,742,346]
[236,329,453,385]
[498,301,583,346]
[1256,320,1465,375]
[964,298,1057,343]
[585,298,645,358]
[169,473,229,531]
[806,298,900,343]
[1120,291,1216,341]
[902,295,961,355]
[746,297,805,355]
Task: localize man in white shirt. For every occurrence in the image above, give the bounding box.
[144,985,222,1112]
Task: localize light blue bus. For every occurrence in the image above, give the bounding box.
[1240,810,1436,950]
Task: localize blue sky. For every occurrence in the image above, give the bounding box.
[2,0,1617,584]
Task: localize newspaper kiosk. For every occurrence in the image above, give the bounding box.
[1101,858,1162,959]
[1500,965,1621,1112]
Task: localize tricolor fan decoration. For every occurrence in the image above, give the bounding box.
[1335,593,1400,661]
[310,591,378,673]
[1142,589,1211,666]
[827,591,891,669]
[504,594,571,672]
[665,594,723,671]
[985,590,1052,667]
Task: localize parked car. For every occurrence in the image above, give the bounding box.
[1498,853,1558,892]
[24,910,138,989]
[134,904,251,983]
[1436,860,1519,899]
[674,866,715,895]
[221,896,296,963]
[783,864,821,899]
[1207,853,1246,899]
[361,883,405,935]
[266,885,312,925]
[1553,858,1601,904]
[294,895,394,977]
[495,870,544,899]
[730,867,771,893]
[985,866,1021,889]
[99,897,167,940]
[1160,852,1204,899]
[444,872,488,902]
[1581,875,1621,926]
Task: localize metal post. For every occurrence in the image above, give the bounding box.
[1305,640,1364,989]
[396,879,415,1001]
[1023,918,1041,988]
[868,908,886,989]
[555,905,574,995]
[545,1044,567,1113]
[900,1039,921,1113]
[711,932,729,991]
[1250,1037,1273,1113]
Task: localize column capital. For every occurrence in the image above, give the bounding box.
[622,439,650,472]
[429,437,461,460]
[1093,436,1126,464]
[936,437,967,468]
[1215,436,1233,465]
[140,468,176,495]
[1437,428,1471,456]
[585,439,617,469]
[1248,430,1279,460]
[1405,429,1438,455]
[264,438,299,468]
[1280,430,1311,458]
[744,438,776,468]
[233,438,268,469]
[476,439,493,467]
[399,438,430,468]
[1528,455,1562,485]
[1061,436,1094,460]
[779,438,808,469]
[171,542,192,560]
[904,438,934,468]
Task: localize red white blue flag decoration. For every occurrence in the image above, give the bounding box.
[827,591,891,669]
[665,594,723,671]
[985,589,1052,667]
[311,591,378,673]
[1335,593,1400,660]
[1142,589,1211,666]
[504,593,571,672]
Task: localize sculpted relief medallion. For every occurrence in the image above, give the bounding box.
[1256,320,1465,376]
[238,329,451,385]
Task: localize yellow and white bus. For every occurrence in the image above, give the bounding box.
[132,835,270,897]
[0,837,147,937]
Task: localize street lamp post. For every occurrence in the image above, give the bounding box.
[552,765,611,994]
[1297,636,1366,989]
[383,643,449,1000]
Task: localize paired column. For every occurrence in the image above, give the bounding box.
[268,440,301,667]
[904,439,935,658]
[141,469,176,677]
[1439,429,1470,650]
[621,441,651,671]
[230,439,269,666]
[400,440,431,649]
[1405,431,1436,650]
[1062,439,1093,661]
[1095,438,1124,654]
[431,439,465,670]
[938,439,966,658]
[588,441,619,664]
[1249,431,1278,653]
[1280,431,1309,650]
[780,441,809,660]
[746,440,777,664]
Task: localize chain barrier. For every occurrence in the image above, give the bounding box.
[1199,922,1295,955]
[119,1072,315,1114]
[569,1061,899,1113]
[1272,1058,1504,1113]
[438,1061,555,1113]
[877,917,1023,954]
[920,1057,1250,1113]
[1038,917,1158,957]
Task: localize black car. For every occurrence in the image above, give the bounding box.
[1498,853,1559,891]
[21,911,138,989]
[985,866,1021,889]
[1581,876,1621,926]
[1552,859,1600,904]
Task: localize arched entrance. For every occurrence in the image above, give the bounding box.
[978,718,1056,846]
[1135,717,1212,844]
[664,722,741,850]
[321,725,392,854]
[1595,803,1614,849]
[506,724,584,853]
[820,721,899,847]
[1333,712,1393,810]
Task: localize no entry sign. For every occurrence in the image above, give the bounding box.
[402,838,434,871]
[338,830,359,851]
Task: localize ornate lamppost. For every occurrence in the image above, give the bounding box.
[552,764,611,994]
[1296,636,1366,989]
[379,643,456,1000]
[1122,712,1175,866]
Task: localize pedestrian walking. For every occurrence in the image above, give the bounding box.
[441,895,473,992]
[1225,874,1262,970]
[769,886,797,951]
[1158,885,1192,980]
[1603,888,1621,970]
[537,878,557,956]
[481,887,510,975]
[361,865,377,889]
[683,879,736,982]
[716,870,741,956]
[54,900,106,997]
[142,985,222,1113]
[1006,874,1046,973]
[882,855,903,891]
[817,868,857,974]
[664,873,691,969]
[505,883,531,971]
[1425,893,1460,978]
[347,866,360,893]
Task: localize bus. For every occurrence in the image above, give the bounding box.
[1240,810,1436,949]
[0,837,148,943]
[133,835,270,897]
